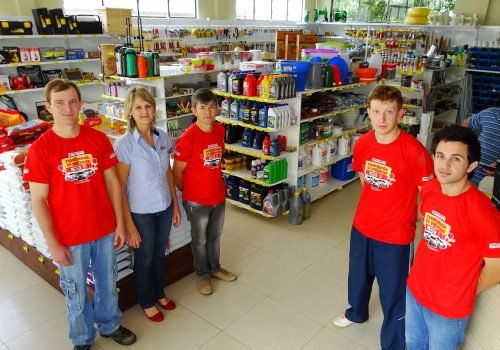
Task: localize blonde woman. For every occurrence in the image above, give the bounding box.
[114,86,181,322]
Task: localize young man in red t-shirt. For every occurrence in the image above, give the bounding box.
[173,88,236,295]
[23,79,136,350]
[333,86,434,350]
[406,125,500,350]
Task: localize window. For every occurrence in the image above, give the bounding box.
[236,0,303,21]
[63,0,195,18]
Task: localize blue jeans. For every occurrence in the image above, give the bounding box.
[182,201,225,278]
[406,288,469,350]
[59,233,121,346]
[131,207,173,308]
[346,227,409,350]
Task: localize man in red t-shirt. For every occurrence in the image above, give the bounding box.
[406,125,500,350]
[333,86,434,350]
[173,88,236,296]
[23,79,136,350]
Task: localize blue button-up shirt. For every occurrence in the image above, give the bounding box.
[114,128,173,214]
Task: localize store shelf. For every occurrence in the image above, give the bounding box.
[0,80,102,95]
[299,83,371,96]
[432,79,464,90]
[103,114,128,123]
[167,112,193,120]
[225,198,286,218]
[165,93,193,100]
[0,58,100,68]
[0,34,117,39]
[467,68,500,74]
[163,70,221,79]
[302,124,368,148]
[216,116,290,133]
[222,168,287,187]
[213,90,294,104]
[106,75,164,81]
[300,105,366,124]
[102,94,126,102]
[298,151,353,177]
[224,143,288,161]
[310,174,360,202]
[403,104,422,109]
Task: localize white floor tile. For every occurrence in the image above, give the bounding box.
[0,260,44,301]
[225,297,322,350]
[0,342,7,350]
[163,272,199,300]
[125,305,219,350]
[198,332,250,350]
[302,326,370,350]
[177,279,265,329]
[262,230,333,268]
[0,282,66,343]
[219,234,259,268]
[271,269,348,325]
[5,313,78,350]
[0,245,15,267]
[224,216,287,248]
[228,249,303,295]
[307,247,350,285]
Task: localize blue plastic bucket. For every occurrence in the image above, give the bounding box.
[331,156,355,181]
[278,60,310,91]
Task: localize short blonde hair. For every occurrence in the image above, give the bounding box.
[124,86,157,132]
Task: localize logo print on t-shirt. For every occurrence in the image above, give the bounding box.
[423,211,455,251]
[57,153,98,183]
[363,160,396,191]
[202,144,222,169]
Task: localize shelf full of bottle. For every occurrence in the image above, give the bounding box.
[215,68,297,102]
[226,175,308,219]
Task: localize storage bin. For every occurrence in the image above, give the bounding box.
[331,156,355,181]
[277,60,310,91]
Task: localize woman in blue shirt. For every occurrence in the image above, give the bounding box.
[114,86,181,322]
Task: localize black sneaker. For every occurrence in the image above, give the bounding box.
[101,326,137,345]
[73,346,91,350]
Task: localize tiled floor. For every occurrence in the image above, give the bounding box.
[1,182,499,349]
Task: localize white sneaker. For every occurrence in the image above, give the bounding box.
[333,315,355,328]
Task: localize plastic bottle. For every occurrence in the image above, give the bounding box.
[312,144,322,167]
[238,100,245,121]
[260,74,271,98]
[217,70,228,92]
[238,180,251,204]
[262,189,281,217]
[267,105,277,129]
[256,73,265,97]
[253,132,264,150]
[251,160,258,179]
[242,101,252,124]
[250,184,266,211]
[221,97,230,118]
[229,71,239,94]
[270,139,281,157]
[298,147,305,170]
[243,73,257,97]
[230,98,239,120]
[250,103,260,125]
[301,186,312,220]
[241,128,252,147]
[288,190,304,225]
[278,187,288,213]
[269,75,280,100]
[262,135,271,156]
[258,104,269,128]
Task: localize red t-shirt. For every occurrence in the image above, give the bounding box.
[407,179,500,318]
[174,123,226,205]
[23,126,118,247]
[352,130,434,244]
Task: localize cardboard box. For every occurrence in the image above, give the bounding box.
[239,61,274,74]
[296,35,319,60]
[275,31,300,60]
[95,8,132,36]
[285,34,298,60]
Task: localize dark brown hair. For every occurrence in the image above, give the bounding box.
[44,79,82,103]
